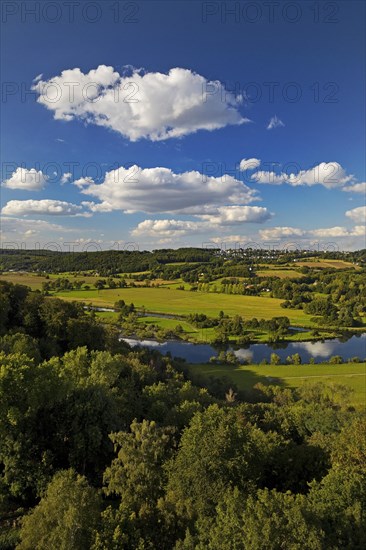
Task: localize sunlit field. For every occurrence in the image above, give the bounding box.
[54,286,315,326]
[188,362,366,408]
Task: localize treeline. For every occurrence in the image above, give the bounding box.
[2,248,365,279]
[0,249,216,275]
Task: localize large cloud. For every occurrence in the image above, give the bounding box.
[1,199,89,217]
[32,65,248,141]
[252,162,353,188]
[76,165,259,214]
[2,167,48,191]
[345,206,366,224]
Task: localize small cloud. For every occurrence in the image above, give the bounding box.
[343,182,366,194]
[33,73,43,83]
[61,172,72,184]
[239,158,261,171]
[267,115,285,130]
[56,138,65,143]
[345,206,366,224]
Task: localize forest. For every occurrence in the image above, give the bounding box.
[0,278,365,549]
[1,248,365,275]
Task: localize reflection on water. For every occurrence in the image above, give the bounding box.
[234,348,254,362]
[123,338,164,348]
[293,341,339,358]
[123,333,366,364]
[84,306,115,312]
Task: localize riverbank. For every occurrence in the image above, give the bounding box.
[91,307,361,346]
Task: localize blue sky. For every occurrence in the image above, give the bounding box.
[1,0,365,251]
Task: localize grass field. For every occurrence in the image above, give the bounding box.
[0,272,48,289]
[188,362,366,407]
[256,269,304,279]
[296,259,359,269]
[53,287,315,326]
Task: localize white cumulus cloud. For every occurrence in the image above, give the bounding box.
[198,205,271,225]
[239,158,261,171]
[345,206,366,224]
[259,224,365,241]
[259,227,306,240]
[343,182,366,194]
[1,199,89,217]
[131,206,271,239]
[74,165,259,214]
[60,172,72,184]
[210,235,250,245]
[131,219,202,238]
[32,65,249,141]
[2,167,48,191]
[310,226,365,238]
[252,162,353,188]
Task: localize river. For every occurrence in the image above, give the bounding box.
[123,333,366,364]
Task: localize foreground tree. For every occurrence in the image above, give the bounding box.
[189,487,323,550]
[17,469,101,550]
[166,405,281,519]
[93,420,177,549]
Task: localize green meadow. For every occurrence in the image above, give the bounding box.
[188,362,366,408]
[54,287,315,326]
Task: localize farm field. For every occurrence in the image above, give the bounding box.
[296,259,359,269]
[0,272,48,290]
[0,271,110,289]
[53,287,315,326]
[188,362,366,408]
[256,269,304,279]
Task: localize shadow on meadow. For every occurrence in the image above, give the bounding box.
[180,361,288,401]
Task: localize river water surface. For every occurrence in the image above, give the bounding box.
[123,334,366,364]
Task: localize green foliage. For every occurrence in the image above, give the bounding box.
[166,405,281,518]
[194,487,323,550]
[104,420,175,507]
[17,469,101,550]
